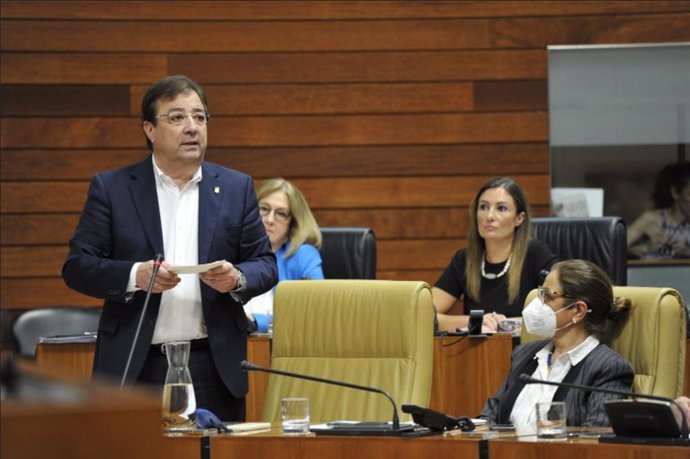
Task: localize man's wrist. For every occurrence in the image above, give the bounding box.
[231,269,247,293]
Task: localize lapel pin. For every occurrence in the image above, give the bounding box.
[214,186,220,194]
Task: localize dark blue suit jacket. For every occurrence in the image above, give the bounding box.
[62,155,277,397]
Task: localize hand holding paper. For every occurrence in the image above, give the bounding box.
[168,260,224,274]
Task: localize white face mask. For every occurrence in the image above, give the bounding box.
[522,297,577,338]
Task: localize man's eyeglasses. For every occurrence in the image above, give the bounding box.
[259,205,291,223]
[538,286,575,304]
[157,111,210,126]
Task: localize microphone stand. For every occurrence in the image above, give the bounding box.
[241,360,400,432]
[519,374,689,438]
[120,254,163,388]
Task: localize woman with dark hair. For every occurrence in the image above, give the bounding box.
[433,177,557,332]
[479,259,634,427]
[628,162,690,259]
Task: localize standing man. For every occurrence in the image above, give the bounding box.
[63,75,277,421]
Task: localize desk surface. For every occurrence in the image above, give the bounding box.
[209,426,484,459]
[489,435,689,459]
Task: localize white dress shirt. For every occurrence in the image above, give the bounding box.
[509,335,600,426]
[126,157,208,344]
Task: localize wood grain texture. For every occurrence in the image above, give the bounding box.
[430,335,513,416]
[3,1,688,20]
[0,85,131,116]
[1,278,102,308]
[2,144,549,180]
[168,50,547,83]
[5,13,689,52]
[2,176,548,213]
[0,19,491,52]
[0,112,548,149]
[132,82,475,116]
[0,53,167,84]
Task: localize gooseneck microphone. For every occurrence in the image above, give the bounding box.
[519,373,688,438]
[120,254,164,388]
[241,360,401,432]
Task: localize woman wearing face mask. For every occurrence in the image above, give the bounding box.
[478,259,634,427]
[433,176,557,333]
[244,178,324,332]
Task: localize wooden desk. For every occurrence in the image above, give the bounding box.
[0,363,200,459]
[489,435,689,459]
[430,334,512,417]
[210,426,485,459]
[35,335,513,421]
[34,335,273,421]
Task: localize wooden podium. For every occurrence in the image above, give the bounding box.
[0,362,200,459]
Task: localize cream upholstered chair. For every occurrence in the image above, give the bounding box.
[261,280,435,423]
[522,286,687,398]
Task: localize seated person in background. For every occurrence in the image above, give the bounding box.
[245,178,324,332]
[479,259,634,427]
[628,162,690,259]
[433,176,557,333]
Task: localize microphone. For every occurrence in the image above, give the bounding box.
[241,360,401,433]
[538,269,550,284]
[518,373,689,438]
[120,254,164,387]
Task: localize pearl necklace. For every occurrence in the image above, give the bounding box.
[481,254,511,280]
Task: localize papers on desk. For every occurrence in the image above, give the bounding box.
[311,421,434,437]
[165,422,271,436]
[38,332,97,344]
[168,260,224,274]
[224,422,271,433]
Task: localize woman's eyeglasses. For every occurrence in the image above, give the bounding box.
[537,286,575,304]
[259,205,291,223]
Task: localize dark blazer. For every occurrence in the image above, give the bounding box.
[62,156,277,397]
[479,339,634,427]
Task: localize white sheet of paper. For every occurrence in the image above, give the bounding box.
[168,260,224,274]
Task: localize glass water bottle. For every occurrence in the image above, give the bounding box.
[161,341,197,429]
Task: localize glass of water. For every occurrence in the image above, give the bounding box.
[281,397,310,435]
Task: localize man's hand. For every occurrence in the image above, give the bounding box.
[199,261,242,293]
[136,260,180,293]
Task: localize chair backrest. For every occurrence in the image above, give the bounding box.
[319,227,377,279]
[521,286,686,398]
[532,217,627,285]
[11,307,101,358]
[261,280,435,423]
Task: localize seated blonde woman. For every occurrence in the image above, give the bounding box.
[245,178,324,332]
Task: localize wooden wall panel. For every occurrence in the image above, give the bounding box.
[2,144,548,181]
[0,54,167,84]
[2,1,687,20]
[2,1,690,310]
[1,113,548,148]
[5,13,689,52]
[167,50,547,83]
[133,82,476,116]
[0,175,549,214]
[0,85,131,116]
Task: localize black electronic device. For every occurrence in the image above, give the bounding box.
[401,404,475,432]
[468,309,485,336]
[519,373,689,442]
[604,400,682,438]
